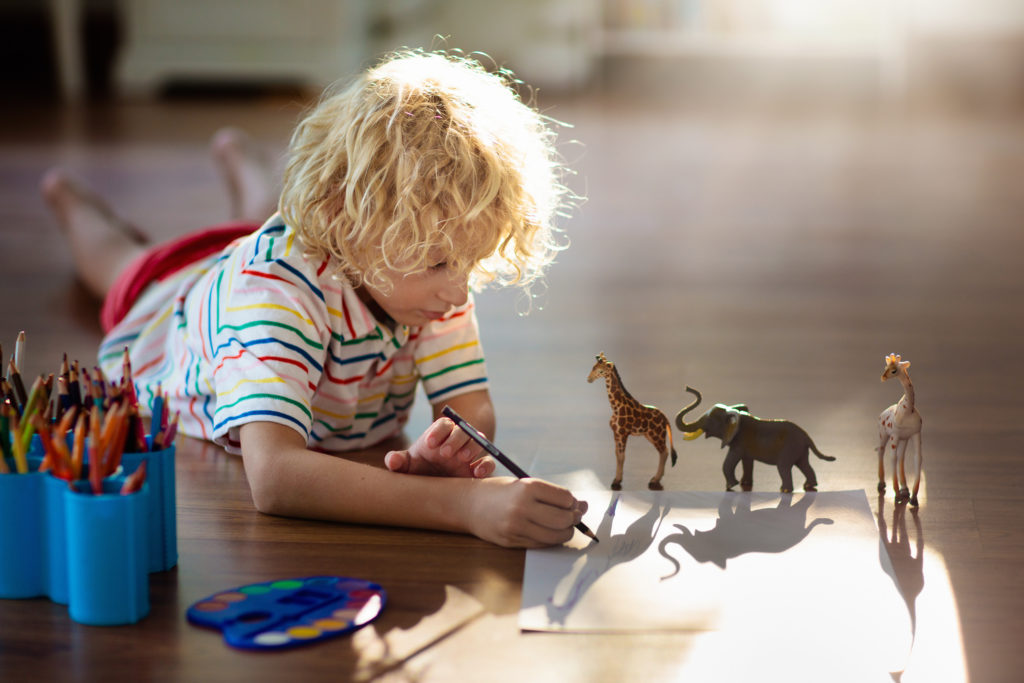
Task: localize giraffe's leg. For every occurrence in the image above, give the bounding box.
[909,432,923,507]
[645,430,667,490]
[889,438,901,500]
[877,430,890,493]
[611,431,625,491]
[895,439,910,503]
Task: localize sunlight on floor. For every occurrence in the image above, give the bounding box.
[542,470,967,682]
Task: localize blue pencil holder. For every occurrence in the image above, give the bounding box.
[65,479,150,626]
[43,463,120,605]
[0,456,46,599]
[121,441,177,573]
[44,473,72,604]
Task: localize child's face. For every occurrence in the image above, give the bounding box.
[363,258,470,327]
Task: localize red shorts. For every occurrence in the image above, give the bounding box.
[100,221,258,333]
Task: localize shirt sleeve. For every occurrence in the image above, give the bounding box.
[201,234,331,451]
[414,297,489,405]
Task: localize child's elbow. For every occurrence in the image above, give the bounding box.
[248,479,284,515]
[242,452,287,515]
[238,421,308,516]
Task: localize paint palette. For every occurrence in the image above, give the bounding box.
[186,576,386,650]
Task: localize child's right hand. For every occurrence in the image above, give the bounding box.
[465,477,589,548]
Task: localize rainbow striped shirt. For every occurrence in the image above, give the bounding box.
[98,216,489,454]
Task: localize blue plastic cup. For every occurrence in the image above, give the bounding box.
[121,442,177,573]
[44,473,72,604]
[0,456,46,599]
[43,464,117,605]
[65,479,150,625]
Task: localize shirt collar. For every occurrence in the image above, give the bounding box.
[340,284,412,348]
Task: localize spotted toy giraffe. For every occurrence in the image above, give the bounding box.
[877,353,924,506]
[587,353,677,490]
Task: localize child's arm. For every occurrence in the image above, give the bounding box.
[239,420,588,548]
[383,389,496,477]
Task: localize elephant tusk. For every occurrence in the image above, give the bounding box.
[682,429,703,441]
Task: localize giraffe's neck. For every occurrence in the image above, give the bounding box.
[898,375,915,413]
[605,366,636,409]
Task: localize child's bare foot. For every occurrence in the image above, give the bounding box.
[41,169,149,299]
[210,127,278,223]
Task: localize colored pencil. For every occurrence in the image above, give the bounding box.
[0,400,10,474]
[13,331,25,376]
[33,414,67,479]
[158,411,179,450]
[71,412,86,481]
[1,378,13,407]
[7,359,26,409]
[119,459,147,495]
[6,403,28,474]
[0,337,163,486]
[18,374,47,454]
[69,359,82,409]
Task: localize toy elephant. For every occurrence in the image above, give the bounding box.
[675,386,835,493]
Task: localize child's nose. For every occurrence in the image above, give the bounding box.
[441,274,469,307]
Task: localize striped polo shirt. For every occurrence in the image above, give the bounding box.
[98,215,489,454]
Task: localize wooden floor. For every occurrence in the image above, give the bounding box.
[1,75,1023,681]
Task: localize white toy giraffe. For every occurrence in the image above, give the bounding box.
[877,353,923,506]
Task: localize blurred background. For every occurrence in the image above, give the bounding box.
[3,0,1024,109]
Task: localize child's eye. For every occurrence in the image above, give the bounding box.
[429,261,448,271]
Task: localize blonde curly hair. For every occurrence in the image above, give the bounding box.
[279,49,573,294]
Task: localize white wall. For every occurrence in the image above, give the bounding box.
[910,0,1024,34]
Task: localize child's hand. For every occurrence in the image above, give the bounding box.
[384,417,495,478]
[467,477,589,548]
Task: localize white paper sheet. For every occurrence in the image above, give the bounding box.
[521,490,913,679]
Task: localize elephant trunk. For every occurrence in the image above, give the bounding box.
[675,386,704,436]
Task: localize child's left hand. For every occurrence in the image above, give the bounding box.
[384,417,495,478]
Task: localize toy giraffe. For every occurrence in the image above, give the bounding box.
[877,353,924,506]
[587,353,677,490]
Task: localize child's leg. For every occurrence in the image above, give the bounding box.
[41,169,149,299]
[210,127,278,223]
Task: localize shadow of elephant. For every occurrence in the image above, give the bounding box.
[658,493,833,577]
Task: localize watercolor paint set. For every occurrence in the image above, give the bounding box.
[187,576,386,650]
